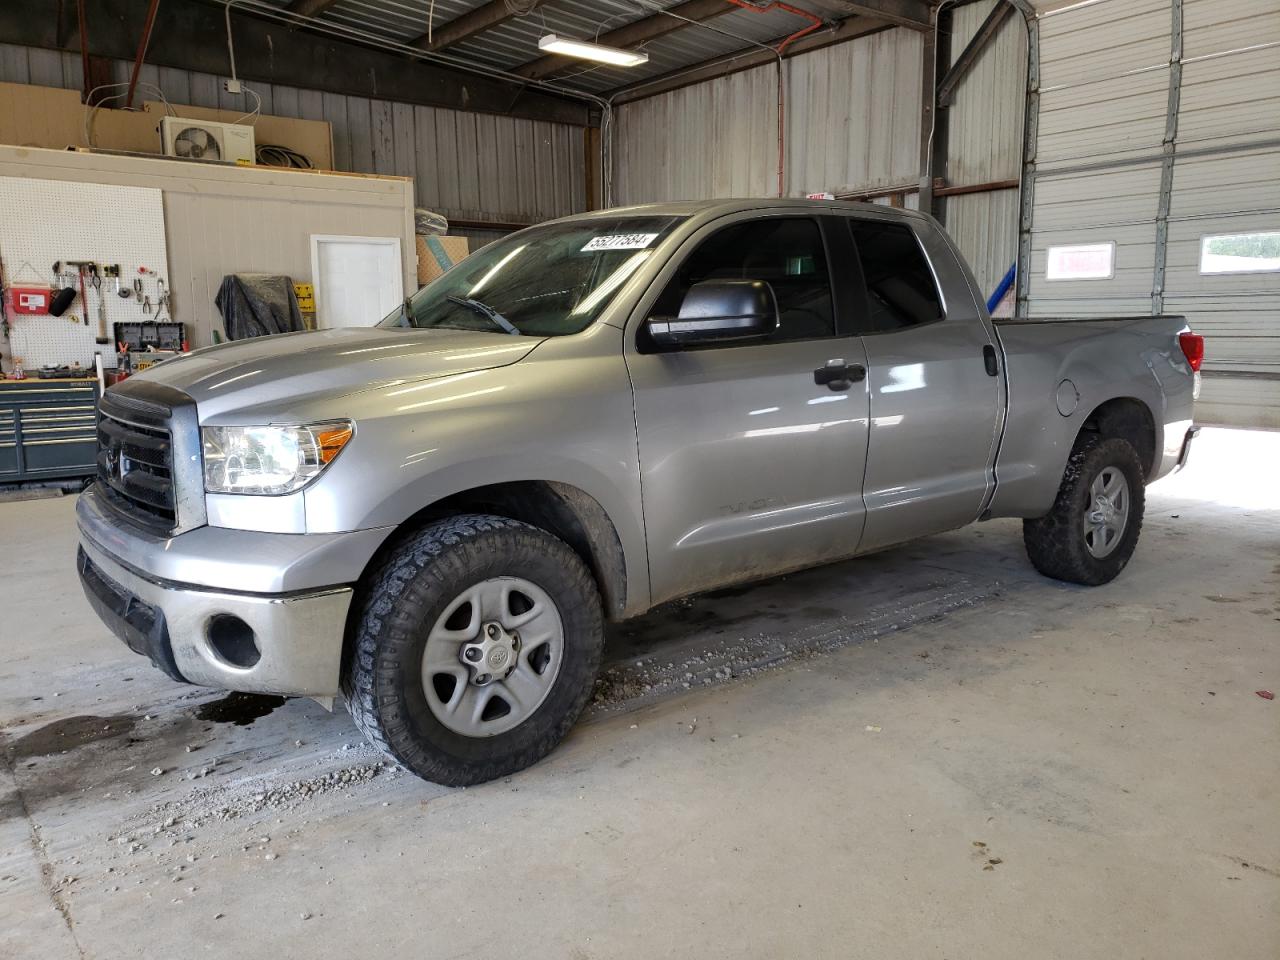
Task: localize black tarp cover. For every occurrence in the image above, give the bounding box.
[215,274,306,340]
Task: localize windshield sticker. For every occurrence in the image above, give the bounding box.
[581,233,659,252]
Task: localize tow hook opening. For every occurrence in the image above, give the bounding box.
[206,614,261,669]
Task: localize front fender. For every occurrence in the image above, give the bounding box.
[299,326,649,611]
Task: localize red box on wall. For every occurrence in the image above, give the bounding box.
[8,287,53,314]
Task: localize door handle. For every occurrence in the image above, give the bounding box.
[983,344,999,377]
[813,360,866,390]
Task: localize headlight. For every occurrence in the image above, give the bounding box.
[202,421,354,495]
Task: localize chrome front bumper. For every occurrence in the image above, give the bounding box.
[76,486,391,697]
[78,535,352,696]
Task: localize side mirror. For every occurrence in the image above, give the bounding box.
[647,280,779,347]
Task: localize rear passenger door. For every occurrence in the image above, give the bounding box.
[845,215,1003,551]
[626,214,871,606]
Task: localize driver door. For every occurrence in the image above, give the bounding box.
[625,215,871,606]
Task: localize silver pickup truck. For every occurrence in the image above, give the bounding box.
[78,199,1201,785]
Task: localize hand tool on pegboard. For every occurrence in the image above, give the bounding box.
[91,264,110,344]
[155,277,171,320]
[108,264,129,298]
[65,260,98,328]
[0,255,9,340]
[40,261,76,322]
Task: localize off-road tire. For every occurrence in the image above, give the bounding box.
[1022,436,1146,586]
[343,515,604,786]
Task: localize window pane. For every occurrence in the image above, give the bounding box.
[1199,231,1280,274]
[848,220,944,331]
[652,218,834,342]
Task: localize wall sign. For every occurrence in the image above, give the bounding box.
[1045,242,1115,281]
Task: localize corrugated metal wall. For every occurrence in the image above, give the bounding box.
[613,28,924,205]
[612,63,782,202]
[0,42,587,242]
[939,0,1026,302]
[1023,0,1280,427]
[785,30,923,197]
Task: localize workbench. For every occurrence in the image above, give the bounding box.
[0,377,99,484]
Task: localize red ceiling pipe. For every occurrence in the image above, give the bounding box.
[125,0,163,109]
[724,0,825,197]
[724,0,823,53]
[76,0,91,103]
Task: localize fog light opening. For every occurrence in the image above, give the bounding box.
[206,615,261,669]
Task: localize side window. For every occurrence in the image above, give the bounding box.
[650,218,835,343]
[848,219,944,332]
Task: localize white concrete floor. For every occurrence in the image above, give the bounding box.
[1,427,1277,960]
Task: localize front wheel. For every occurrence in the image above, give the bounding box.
[343,515,604,785]
[1023,436,1146,585]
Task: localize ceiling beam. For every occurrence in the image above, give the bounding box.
[609,14,896,104]
[408,0,550,53]
[823,0,932,32]
[513,0,738,81]
[0,0,592,126]
[285,0,342,17]
[936,0,1014,105]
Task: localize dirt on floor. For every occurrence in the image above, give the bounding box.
[1,427,1277,960]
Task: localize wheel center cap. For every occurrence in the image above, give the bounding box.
[461,622,518,684]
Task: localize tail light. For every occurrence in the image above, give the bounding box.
[1179,332,1204,372]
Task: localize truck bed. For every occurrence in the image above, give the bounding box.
[987,314,1197,518]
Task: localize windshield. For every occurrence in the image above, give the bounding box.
[380,215,686,337]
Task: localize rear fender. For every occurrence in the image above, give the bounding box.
[987,318,1193,518]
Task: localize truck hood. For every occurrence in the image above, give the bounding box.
[133,327,542,421]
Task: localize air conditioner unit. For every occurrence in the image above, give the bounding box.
[160,117,255,164]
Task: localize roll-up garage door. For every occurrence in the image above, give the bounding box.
[1021,0,1280,427]
[1163,0,1280,426]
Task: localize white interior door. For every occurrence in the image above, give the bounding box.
[310,235,404,328]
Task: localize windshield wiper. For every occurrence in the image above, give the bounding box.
[446,296,520,336]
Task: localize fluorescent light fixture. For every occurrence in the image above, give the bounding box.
[538,34,649,67]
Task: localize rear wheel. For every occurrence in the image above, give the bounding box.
[344,515,604,785]
[1022,436,1145,585]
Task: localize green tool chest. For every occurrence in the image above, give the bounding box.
[0,378,100,483]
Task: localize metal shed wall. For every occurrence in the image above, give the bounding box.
[1022,0,1280,427]
[613,27,924,205]
[940,0,1026,302]
[612,62,782,203]
[0,42,587,241]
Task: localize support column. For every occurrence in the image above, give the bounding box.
[1014,4,1040,319]
[918,28,938,216]
[1152,0,1184,315]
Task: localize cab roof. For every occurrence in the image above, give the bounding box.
[550,197,931,226]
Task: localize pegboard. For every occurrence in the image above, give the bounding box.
[0,176,170,371]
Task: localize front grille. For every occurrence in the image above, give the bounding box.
[96,405,177,534]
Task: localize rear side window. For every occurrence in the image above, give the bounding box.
[650,217,835,343]
[848,220,944,332]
